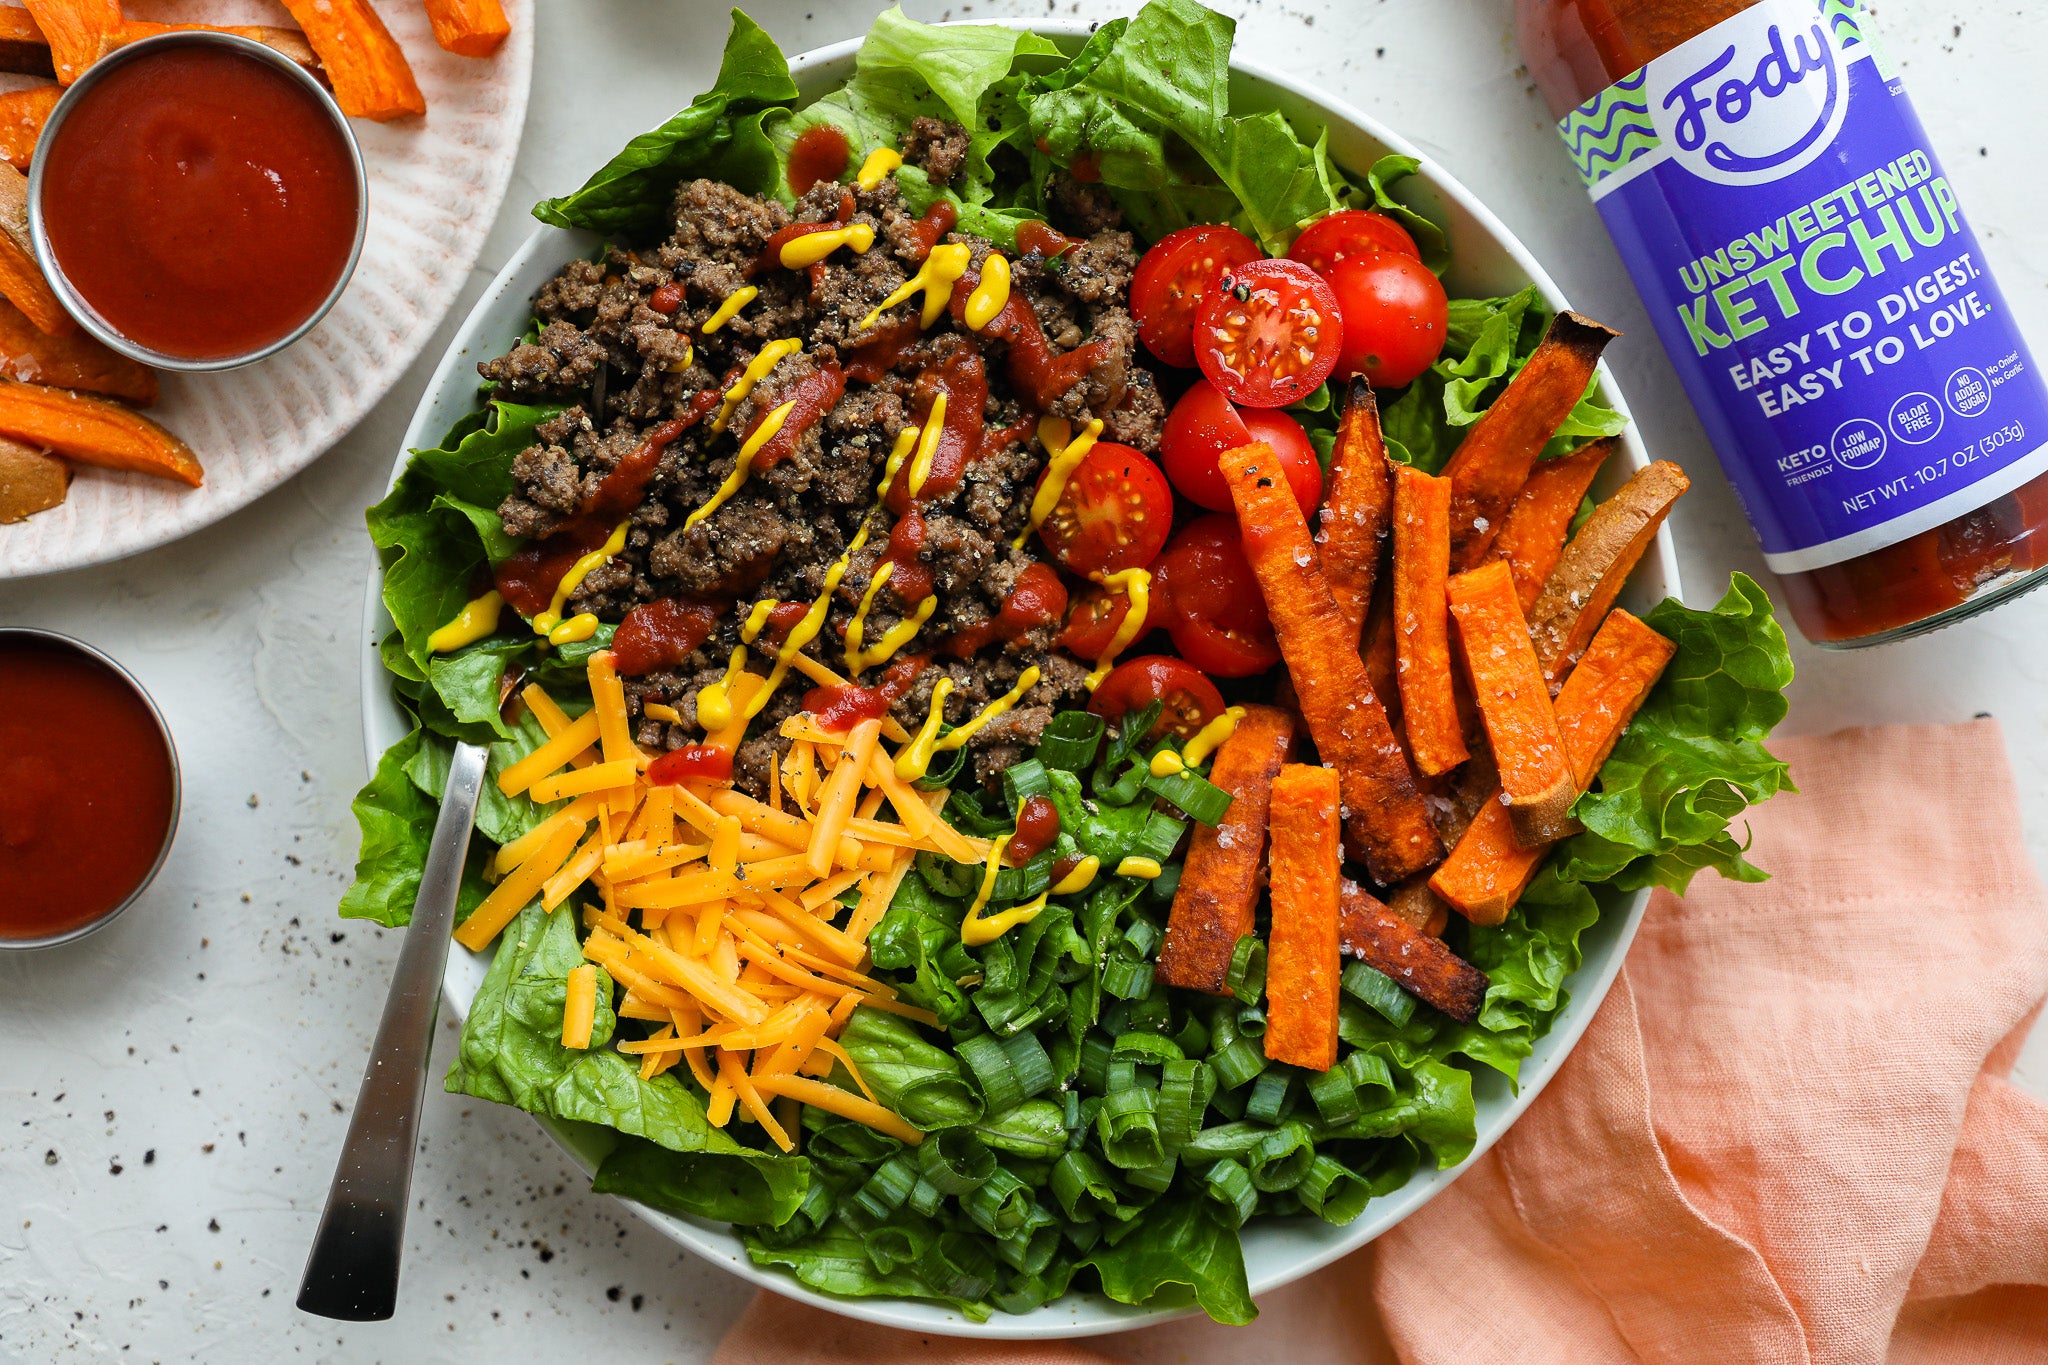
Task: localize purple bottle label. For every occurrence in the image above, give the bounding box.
[1559,0,2048,571]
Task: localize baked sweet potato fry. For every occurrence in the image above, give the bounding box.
[0,379,199,485]
[1529,459,1690,687]
[1382,875,1451,938]
[0,161,74,335]
[1448,560,1575,847]
[278,0,425,121]
[0,8,55,77]
[0,83,56,170]
[1157,703,1295,995]
[23,0,115,83]
[107,21,323,77]
[1442,311,1618,571]
[0,434,65,521]
[1339,879,1487,1023]
[1263,764,1343,1071]
[1220,441,1443,884]
[1491,439,1614,611]
[1316,376,1392,640]
[426,0,511,58]
[1391,464,1469,777]
[1362,586,1401,737]
[0,296,155,404]
[1432,609,1675,924]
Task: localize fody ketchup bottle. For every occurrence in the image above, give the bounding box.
[1519,0,2048,645]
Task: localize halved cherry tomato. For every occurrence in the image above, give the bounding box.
[1160,378,1323,515]
[1194,258,1343,408]
[1155,514,1281,677]
[1287,209,1419,275]
[1328,252,1447,388]
[1058,576,1168,658]
[1130,224,1261,369]
[1034,441,1173,576]
[1088,655,1227,741]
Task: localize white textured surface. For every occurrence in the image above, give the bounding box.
[0,0,534,577]
[0,1,2042,1361]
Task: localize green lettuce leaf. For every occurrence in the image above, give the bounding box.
[337,729,436,926]
[834,1007,983,1130]
[533,11,800,235]
[1083,1192,1255,1325]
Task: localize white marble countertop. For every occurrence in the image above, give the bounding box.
[3,1,2043,1360]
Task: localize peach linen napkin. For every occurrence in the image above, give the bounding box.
[712,721,2048,1365]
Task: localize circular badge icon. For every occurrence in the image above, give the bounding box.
[1888,391,1944,446]
[1945,366,1991,418]
[1831,417,1887,470]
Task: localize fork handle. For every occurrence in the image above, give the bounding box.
[296,739,488,1321]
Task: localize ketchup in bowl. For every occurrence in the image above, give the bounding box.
[32,34,364,366]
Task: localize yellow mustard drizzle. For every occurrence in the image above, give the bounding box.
[934,666,1040,754]
[1051,855,1100,896]
[963,891,1048,947]
[780,222,876,269]
[855,598,937,673]
[963,253,1010,331]
[700,285,758,334]
[685,399,796,530]
[534,520,630,637]
[548,614,601,646]
[855,147,903,190]
[956,840,1008,945]
[904,392,948,498]
[844,562,893,673]
[427,590,503,653]
[739,525,869,723]
[1149,750,1185,778]
[1115,856,1164,880]
[1084,568,1151,690]
[895,676,954,781]
[1014,416,1103,549]
[667,338,695,373]
[712,338,803,436]
[697,601,776,732]
[876,425,919,499]
[857,242,971,331]
[1182,705,1244,768]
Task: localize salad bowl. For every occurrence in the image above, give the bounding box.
[361,17,1678,1339]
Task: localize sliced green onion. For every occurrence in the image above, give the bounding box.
[1051,1149,1119,1222]
[750,1175,836,1247]
[1102,957,1154,1000]
[1101,998,1132,1039]
[1225,935,1266,1005]
[963,1167,1033,1236]
[959,1032,1024,1114]
[1063,1088,1082,1132]
[1000,1031,1057,1100]
[916,849,977,899]
[1236,1002,1267,1038]
[1112,1031,1184,1065]
[1203,1157,1258,1228]
[1123,1154,1177,1193]
[1345,1049,1394,1099]
[1180,1120,1266,1161]
[1126,988,1171,1031]
[1307,1066,1363,1126]
[1210,1083,1248,1121]
[1249,1121,1317,1192]
[1144,766,1232,826]
[1105,1058,1139,1094]
[1209,1033,1265,1091]
[919,1230,997,1301]
[944,788,1013,838]
[1158,1057,1215,1149]
[865,1223,919,1275]
[847,1150,919,1226]
[1342,959,1416,1025]
[914,740,970,791]
[975,1100,1069,1159]
[1246,1069,1293,1125]
[1122,919,1161,960]
[1299,1154,1372,1224]
[1144,860,1182,903]
[1094,758,1147,805]
[915,1127,995,1195]
[993,1208,1061,1275]
[1097,700,1162,778]
[1002,758,1051,812]
[1078,1035,1114,1093]
[1173,1010,1211,1059]
[905,1175,945,1217]
[1035,711,1104,772]
[992,849,1054,901]
[1096,1087,1165,1169]
[1131,810,1187,863]
[938,940,977,979]
[1062,1219,1102,1254]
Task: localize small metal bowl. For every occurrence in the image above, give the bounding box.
[25,30,368,373]
[0,628,181,950]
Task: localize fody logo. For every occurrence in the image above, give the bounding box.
[1648,11,1849,187]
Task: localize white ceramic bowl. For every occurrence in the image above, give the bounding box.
[361,21,1679,1338]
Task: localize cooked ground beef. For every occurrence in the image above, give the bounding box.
[485,167,1155,794]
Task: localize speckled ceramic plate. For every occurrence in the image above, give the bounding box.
[364,21,1680,1339]
[0,0,532,579]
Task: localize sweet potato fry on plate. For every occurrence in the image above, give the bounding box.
[0,433,66,521]
[0,378,199,485]
[0,83,56,170]
[1448,559,1576,847]
[1220,440,1443,884]
[0,295,156,404]
[1528,459,1690,688]
[107,21,324,77]
[0,8,56,78]
[278,0,425,120]
[426,0,511,58]
[1391,463,1468,777]
[1432,609,1676,924]
[1442,311,1618,570]
[1490,438,1614,611]
[1315,376,1392,641]
[0,160,76,335]
[1339,879,1487,1023]
[22,0,116,84]
[1263,763,1343,1071]
[1156,703,1295,995]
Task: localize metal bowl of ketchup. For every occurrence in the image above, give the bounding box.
[25,30,367,372]
[0,628,180,950]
